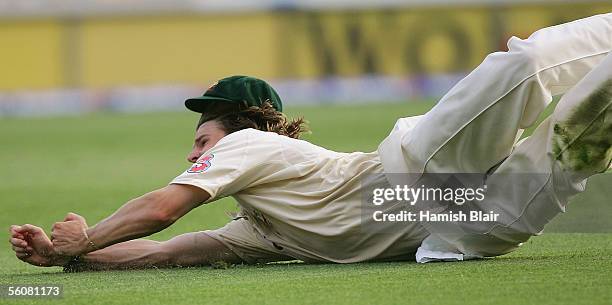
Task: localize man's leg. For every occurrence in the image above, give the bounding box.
[435,52,612,257]
[496,51,612,233]
[402,13,611,174]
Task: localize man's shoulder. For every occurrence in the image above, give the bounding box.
[216,128,299,153]
[227,128,306,143]
[227,128,332,157]
[220,128,332,156]
[222,128,284,142]
[213,128,269,144]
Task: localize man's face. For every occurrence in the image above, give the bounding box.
[186,120,227,163]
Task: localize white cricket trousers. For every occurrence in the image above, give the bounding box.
[395,13,612,257]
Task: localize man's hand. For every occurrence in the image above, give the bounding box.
[51,213,93,256]
[9,224,70,267]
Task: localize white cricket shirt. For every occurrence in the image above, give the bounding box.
[171,128,428,262]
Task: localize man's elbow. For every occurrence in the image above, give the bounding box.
[150,210,179,226]
[140,192,181,227]
[139,184,207,227]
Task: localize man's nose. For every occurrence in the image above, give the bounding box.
[187,150,201,163]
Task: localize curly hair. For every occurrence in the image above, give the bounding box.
[200,101,309,139]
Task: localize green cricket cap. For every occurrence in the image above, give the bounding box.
[185,75,283,113]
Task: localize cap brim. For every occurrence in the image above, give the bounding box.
[184,96,238,113]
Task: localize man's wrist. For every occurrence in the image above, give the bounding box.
[83,228,99,252]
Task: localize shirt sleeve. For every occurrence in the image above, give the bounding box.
[169,129,284,202]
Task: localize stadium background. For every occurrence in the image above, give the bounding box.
[1,0,611,115]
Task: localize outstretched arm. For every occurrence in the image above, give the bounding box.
[51,184,210,256]
[10,225,241,271]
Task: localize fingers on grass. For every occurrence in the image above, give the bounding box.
[10,237,28,248]
[21,224,41,235]
[12,244,29,253]
[16,252,32,259]
[9,225,25,239]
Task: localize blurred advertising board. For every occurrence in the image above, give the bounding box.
[0,1,610,115]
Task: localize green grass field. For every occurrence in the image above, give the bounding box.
[1,102,611,305]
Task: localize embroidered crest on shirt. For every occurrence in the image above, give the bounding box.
[187,154,214,173]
